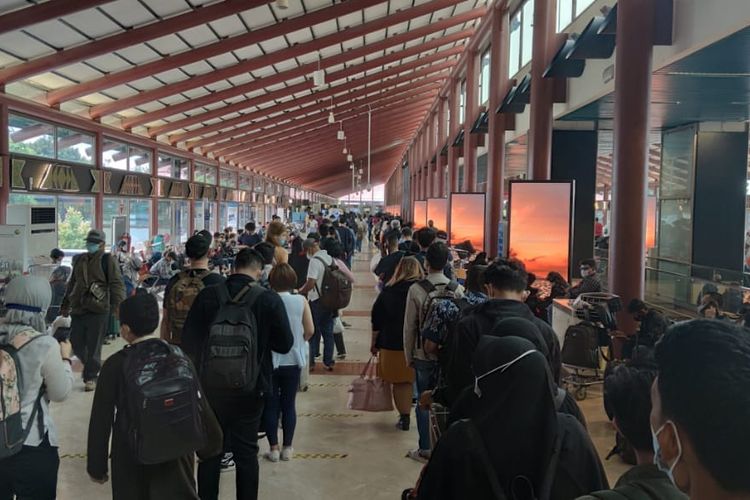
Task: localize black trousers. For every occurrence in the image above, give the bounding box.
[0,436,59,500]
[198,397,264,500]
[70,312,108,382]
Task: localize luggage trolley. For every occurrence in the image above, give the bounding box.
[561,293,621,400]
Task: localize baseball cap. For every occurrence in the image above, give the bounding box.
[85,229,106,244]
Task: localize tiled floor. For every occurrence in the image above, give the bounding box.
[51,249,628,499]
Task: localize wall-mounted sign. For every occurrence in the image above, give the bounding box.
[11,155,91,193]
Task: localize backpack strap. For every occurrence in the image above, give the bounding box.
[446,281,459,293]
[417,279,436,294]
[464,420,509,500]
[538,428,564,500]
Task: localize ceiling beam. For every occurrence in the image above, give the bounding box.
[200,84,440,153]
[120,9,482,130]
[152,47,461,138]
[188,81,441,151]
[46,0,389,106]
[223,96,436,161]
[0,0,272,84]
[89,0,476,119]
[0,0,114,36]
[169,68,451,145]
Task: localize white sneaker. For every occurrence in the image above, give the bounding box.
[264,450,280,463]
[281,447,293,461]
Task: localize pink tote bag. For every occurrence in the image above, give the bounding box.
[347,356,393,412]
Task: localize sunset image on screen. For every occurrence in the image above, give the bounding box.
[508,182,572,281]
[413,201,427,228]
[427,198,448,232]
[646,196,656,249]
[449,193,485,252]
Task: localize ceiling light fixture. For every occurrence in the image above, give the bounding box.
[327,97,335,124]
[337,122,345,141]
[347,153,353,162]
[313,55,325,87]
[276,0,289,9]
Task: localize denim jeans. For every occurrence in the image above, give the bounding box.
[310,300,334,367]
[413,359,439,452]
[198,397,264,500]
[262,366,301,447]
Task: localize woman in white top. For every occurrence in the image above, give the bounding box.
[0,276,74,498]
[262,263,314,463]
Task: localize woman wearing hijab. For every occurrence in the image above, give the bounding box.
[0,276,74,498]
[415,336,607,500]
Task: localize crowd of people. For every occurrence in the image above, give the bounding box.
[1,209,750,500]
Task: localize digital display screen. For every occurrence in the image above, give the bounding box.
[646,196,656,249]
[449,192,485,252]
[427,198,448,232]
[508,182,573,281]
[413,200,427,229]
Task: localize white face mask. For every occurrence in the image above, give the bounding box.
[473,350,537,397]
[652,421,683,487]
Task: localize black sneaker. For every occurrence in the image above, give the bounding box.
[396,414,410,431]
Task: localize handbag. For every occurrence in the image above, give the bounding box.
[347,356,393,412]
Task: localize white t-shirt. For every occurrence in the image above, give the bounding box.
[273,292,308,369]
[306,249,332,302]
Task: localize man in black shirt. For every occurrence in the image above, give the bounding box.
[182,248,293,500]
[374,231,404,286]
[398,227,415,252]
[238,222,262,248]
[569,258,602,299]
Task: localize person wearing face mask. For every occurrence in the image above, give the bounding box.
[181,248,293,500]
[577,360,687,500]
[569,259,602,299]
[411,336,607,500]
[647,320,750,500]
[60,229,126,392]
[265,220,289,265]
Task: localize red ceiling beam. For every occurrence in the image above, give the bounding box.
[234,117,425,166]
[280,148,404,185]
[204,86,440,154]
[89,0,475,119]
[0,0,272,84]
[170,69,451,145]
[0,0,114,36]
[189,81,441,151]
[120,9,482,130]
[46,0,390,106]
[225,97,435,162]
[152,46,462,138]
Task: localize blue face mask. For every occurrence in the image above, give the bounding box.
[652,421,683,487]
[86,243,101,254]
[280,238,287,246]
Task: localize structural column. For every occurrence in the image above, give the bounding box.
[94,131,104,231]
[463,52,478,191]
[0,104,9,224]
[610,0,655,333]
[486,7,509,256]
[528,0,556,180]
[437,98,446,198]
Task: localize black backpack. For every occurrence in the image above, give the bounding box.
[122,339,205,464]
[201,283,264,393]
[561,322,601,369]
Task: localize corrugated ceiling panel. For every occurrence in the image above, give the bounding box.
[115,44,161,64]
[239,6,276,30]
[207,53,238,69]
[27,73,74,90]
[78,93,115,105]
[0,32,51,59]
[182,87,210,99]
[62,10,122,39]
[208,16,246,38]
[148,34,190,55]
[337,12,363,30]
[286,27,314,45]
[258,36,289,53]
[364,3,389,22]
[233,44,265,60]
[145,0,196,18]
[180,60,214,75]
[387,22,410,36]
[0,1,28,13]
[179,24,217,47]
[365,28,387,45]
[129,76,165,91]
[154,68,189,84]
[24,20,90,48]
[311,20,337,38]
[99,1,155,28]
[54,63,103,82]
[227,73,254,85]
[85,53,132,73]
[272,59,297,72]
[98,84,138,99]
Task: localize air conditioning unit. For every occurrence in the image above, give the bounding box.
[7,205,58,269]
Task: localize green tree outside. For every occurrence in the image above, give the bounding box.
[57,206,90,250]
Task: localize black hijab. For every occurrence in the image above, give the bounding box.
[471,336,559,498]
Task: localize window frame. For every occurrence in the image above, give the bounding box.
[9,113,95,166]
[479,47,491,105]
[157,152,190,180]
[102,137,153,174]
[508,0,535,78]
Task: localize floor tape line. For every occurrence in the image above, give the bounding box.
[297,413,362,418]
[60,452,349,460]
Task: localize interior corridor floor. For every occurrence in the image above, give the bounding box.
[51,248,628,499]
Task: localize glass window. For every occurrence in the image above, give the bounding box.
[194,200,205,231]
[220,169,238,188]
[102,139,128,171]
[102,198,126,247]
[57,196,95,251]
[195,163,217,185]
[9,115,55,159]
[129,199,151,251]
[254,177,264,193]
[521,0,534,68]
[158,154,189,180]
[56,127,94,165]
[239,175,252,191]
[220,202,239,230]
[575,0,595,16]
[158,200,172,242]
[508,11,521,77]
[445,105,451,137]
[129,146,152,174]
[557,0,573,31]
[479,48,491,105]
